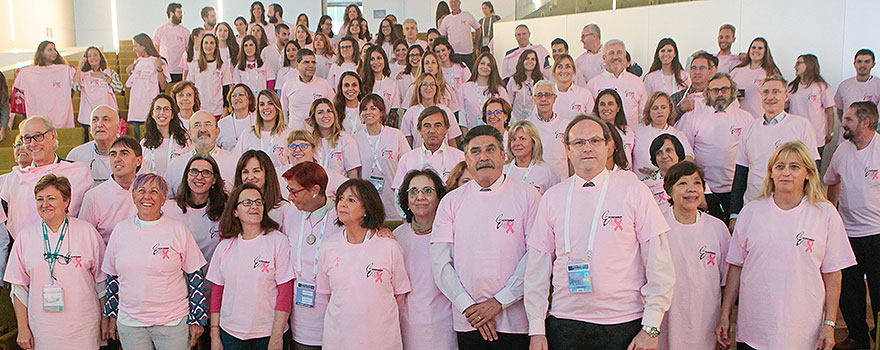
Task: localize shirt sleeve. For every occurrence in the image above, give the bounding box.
[726,205,751,266]
[834,86,844,110]
[178,225,208,274]
[821,85,835,109]
[205,240,228,285]
[101,229,119,276]
[429,242,475,313]
[823,150,842,186]
[493,251,527,308]
[391,241,412,295]
[2,239,28,287]
[524,247,552,335]
[315,245,331,294]
[343,135,363,173]
[274,234,296,284]
[639,234,675,328]
[820,206,857,273]
[88,224,108,284]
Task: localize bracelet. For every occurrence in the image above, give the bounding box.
[823,320,836,327]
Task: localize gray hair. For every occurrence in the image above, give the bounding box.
[20,115,59,151]
[403,18,417,25]
[603,39,625,55]
[584,24,600,38]
[534,80,556,93]
[705,72,738,97]
[132,173,170,197]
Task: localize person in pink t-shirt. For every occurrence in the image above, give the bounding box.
[392,107,466,189]
[642,134,688,215]
[164,111,240,197]
[139,94,192,176]
[5,175,107,350]
[79,136,141,245]
[360,45,402,113]
[659,161,730,350]
[632,92,693,179]
[643,38,690,96]
[235,149,291,225]
[789,54,835,151]
[309,99,362,178]
[835,49,880,121]
[574,24,604,87]
[459,53,510,132]
[199,7,217,35]
[431,126,540,349]
[102,173,208,350]
[526,80,572,179]
[184,34,235,117]
[125,34,171,139]
[716,141,856,350]
[504,120,561,195]
[824,102,880,349]
[586,40,647,127]
[507,50,544,122]
[394,169,457,350]
[437,0,480,68]
[501,25,552,80]
[13,41,76,129]
[234,90,290,169]
[172,80,200,125]
[730,37,782,118]
[154,3,189,80]
[73,47,123,138]
[400,73,462,149]
[281,49,335,130]
[715,24,741,74]
[208,183,294,349]
[594,89,635,168]
[317,179,412,350]
[219,84,257,151]
[285,131,348,202]
[552,55,595,122]
[524,114,674,350]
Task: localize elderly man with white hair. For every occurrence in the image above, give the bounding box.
[586,39,648,126]
[526,80,570,179]
[164,110,240,197]
[67,105,121,183]
[0,116,94,239]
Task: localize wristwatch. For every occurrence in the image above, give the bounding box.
[642,325,661,337]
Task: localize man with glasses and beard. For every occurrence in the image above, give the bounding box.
[676,73,754,223]
[154,2,189,83]
[164,111,240,197]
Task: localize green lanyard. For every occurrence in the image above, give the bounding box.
[42,218,69,282]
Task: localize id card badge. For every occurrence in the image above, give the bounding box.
[369,175,385,193]
[567,263,592,293]
[295,281,316,308]
[42,285,64,312]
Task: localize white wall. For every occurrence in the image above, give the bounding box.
[362,0,516,32]
[0,0,76,51]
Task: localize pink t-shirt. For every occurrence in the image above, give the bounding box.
[162,203,221,267]
[399,104,462,148]
[442,64,472,90]
[503,161,561,195]
[260,45,283,80]
[78,70,119,125]
[553,84,595,121]
[372,76,402,111]
[102,216,207,325]
[316,234,412,350]
[164,148,240,197]
[0,161,94,239]
[281,76,335,130]
[217,113,256,151]
[730,66,768,119]
[353,127,412,220]
[574,50,604,87]
[527,170,670,325]
[139,138,193,176]
[824,133,880,237]
[643,70,691,96]
[3,217,106,350]
[78,177,137,244]
[154,24,190,74]
[394,223,457,350]
[458,82,511,129]
[236,62,273,94]
[327,62,358,90]
[834,76,880,111]
[125,57,172,122]
[403,83,462,113]
[631,124,693,179]
[13,65,76,128]
[186,60,235,115]
[501,45,552,80]
[642,175,671,214]
[391,145,465,190]
[676,106,755,193]
[233,130,289,169]
[207,231,295,340]
[716,53,741,74]
[727,198,856,349]
[317,132,362,175]
[525,114,571,179]
[432,178,540,333]
[788,83,835,146]
[507,79,536,121]
[659,211,730,350]
[281,206,344,346]
[587,71,648,126]
[437,11,480,54]
[316,55,334,80]
[736,114,819,203]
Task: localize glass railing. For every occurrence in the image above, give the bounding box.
[517,0,699,20]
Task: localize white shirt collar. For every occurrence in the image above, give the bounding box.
[474,174,505,192]
[422,142,448,156]
[573,168,610,188]
[762,111,786,125]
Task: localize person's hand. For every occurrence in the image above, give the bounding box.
[627,330,659,350]
[464,298,503,328]
[189,324,204,348]
[154,58,165,71]
[825,134,833,145]
[78,56,87,70]
[477,319,498,341]
[268,332,284,350]
[529,335,549,350]
[375,227,395,239]
[126,62,135,75]
[210,326,223,350]
[17,324,34,349]
[638,167,657,176]
[727,218,736,234]
[679,95,695,113]
[815,324,835,350]
[101,317,117,341]
[715,315,732,348]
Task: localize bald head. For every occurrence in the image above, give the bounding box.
[19,115,57,165]
[90,105,121,143]
[189,110,219,152]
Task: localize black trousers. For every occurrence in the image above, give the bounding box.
[705,192,732,224]
[737,342,757,350]
[456,53,475,70]
[456,330,529,350]
[546,316,641,350]
[840,234,880,342]
[170,73,184,84]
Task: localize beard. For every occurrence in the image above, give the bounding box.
[710,96,732,112]
[269,16,279,24]
[842,127,855,140]
[171,15,182,25]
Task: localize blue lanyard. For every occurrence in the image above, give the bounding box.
[42,217,69,282]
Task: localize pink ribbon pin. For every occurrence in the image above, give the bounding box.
[161,248,170,259]
[74,257,82,267]
[506,221,515,234]
[613,218,623,231]
[262,261,270,272]
[374,270,383,283]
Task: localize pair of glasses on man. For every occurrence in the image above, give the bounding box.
[567,137,607,148]
[407,186,436,198]
[21,130,51,144]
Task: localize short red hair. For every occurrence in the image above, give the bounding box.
[282,161,329,194]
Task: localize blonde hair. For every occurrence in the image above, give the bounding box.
[255,90,287,137]
[642,91,673,126]
[287,129,320,147]
[507,120,544,163]
[756,141,827,205]
[308,99,343,148]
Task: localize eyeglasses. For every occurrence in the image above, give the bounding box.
[708,87,731,94]
[188,168,215,178]
[421,82,437,87]
[691,65,710,71]
[407,186,436,198]
[485,110,505,117]
[760,88,785,96]
[43,253,71,265]
[340,45,353,50]
[287,185,308,197]
[153,106,172,112]
[21,130,51,144]
[237,199,264,207]
[409,53,422,58]
[535,93,556,99]
[288,143,311,150]
[567,137,607,148]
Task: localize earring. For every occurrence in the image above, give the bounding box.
[312,193,317,198]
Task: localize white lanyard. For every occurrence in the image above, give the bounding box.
[419,147,448,176]
[259,132,274,155]
[505,161,533,182]
[296,211,330,277]
[321,139,333,168]
[149,139,175,173]
[563,174,610,260]
[367,127,385,174]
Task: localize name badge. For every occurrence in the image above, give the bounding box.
[295,281,316,308]
[42,285,64,312]
[567,263,592,293]
[369,175,385,193]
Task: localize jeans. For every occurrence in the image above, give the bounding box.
[116,320,189,350]
[219,328,292,350]
[128,121,143,140]
[840,234,880,342]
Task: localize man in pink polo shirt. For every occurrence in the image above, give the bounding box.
[403,19,428,50]
[825,101,880,350]
[502,25,552,80]
[574,24,604,87]
[835,49,880,119]
[165,111,240,197]
[281,48,335,130]
[392,106,466,189]
[154,2,189,83]
[438,0,480,69]
[715,24,741,74]
[587,39,647,126]
[524,114,674,350]
[79,136,141,244]
[431,125,540,349]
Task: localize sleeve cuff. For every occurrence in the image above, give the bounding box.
[494,288,518,308]
[528,318,546,336]
[642,308,665,328]
[452,293,476,314]
[729,213,738,220]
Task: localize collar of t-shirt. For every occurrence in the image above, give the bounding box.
[422,142,449,156]
[476,174,505,192]
[307,196,334,222]
[29,154,62,168]
[586,45,603,55]
[603,69,625,79]
[574,168,610,188]
[134,215,165,229]
[762,111,786,126]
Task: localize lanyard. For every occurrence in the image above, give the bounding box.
[563,174,610,260]
[42,218,69,282]
[367,127,385,174]
[321,139,332,168]
[419,147,448,176]
[505,161,533,182]
[296,211,330,277]
[149,139,175,173]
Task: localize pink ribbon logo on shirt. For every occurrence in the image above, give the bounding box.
[334,152,343,161]
[601,211,624,231]
[262,262,270,272]
[699,246,717,266]
[613,218,623,231]
[730,127,743,137]
[495,215,516,234]
[253,258,272,272]
[152,244,172,259]
[74,256,83,267]
[161,249,170,259]
[382,150,394,159]
[366,263,384,283]
[795,231,816,253]
[865,168,879,180]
